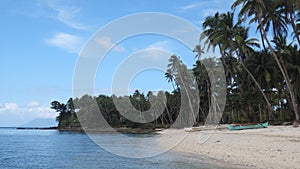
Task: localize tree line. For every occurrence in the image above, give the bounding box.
[51,0,300,129]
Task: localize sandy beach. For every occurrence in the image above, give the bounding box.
[158,126,300,169]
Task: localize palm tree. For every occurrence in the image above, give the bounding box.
[192,60,211,122]
[166,55,199,127]
[276,0,300,45]
[261,2,288,40]
[200,12,220,52]
[193,44,204,60]
[284,46,300,123]
[234,26,275,120]
[245,51,279,119]
[164,70,176,91]
[232,0,299,125]
[201,11,275,120]
[201,12,238,59]
[274,36,300,123]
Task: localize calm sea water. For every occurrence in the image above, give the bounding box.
[0,128,235,169]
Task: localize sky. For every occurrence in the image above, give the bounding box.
[0,0,236,126]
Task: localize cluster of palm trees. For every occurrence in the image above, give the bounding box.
[183,0,300,125]
[164,0,300,125]
[52,91,183,129]
[52,0,300,129]
[233,0,300,126]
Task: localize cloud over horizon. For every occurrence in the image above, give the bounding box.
[0,101,58,127]
[95,36,126,52]
[45,32,83,54]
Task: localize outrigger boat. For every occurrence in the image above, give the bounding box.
[184,125,227,132]
[227,122,269,130]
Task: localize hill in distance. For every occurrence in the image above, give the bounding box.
[21,118,57,128]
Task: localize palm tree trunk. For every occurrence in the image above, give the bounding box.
[240,61,275,120]
[164,105,174,125]
[259,103,263,122]
[260,30,267,51]
[219,45,229,68]
[258,16,299,124]
[233,46,274,120]
[177,67,197,126]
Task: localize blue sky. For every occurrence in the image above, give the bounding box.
[0,0,236,126]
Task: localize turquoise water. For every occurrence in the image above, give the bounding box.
[0,128,232,169]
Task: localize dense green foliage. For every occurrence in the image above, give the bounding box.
[51,0,300,129]
[51,98,81,129]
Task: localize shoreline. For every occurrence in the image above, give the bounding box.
[16,126,162,134]
[14,125,300,168]
[157,125,300,169]
[16,127,58,130]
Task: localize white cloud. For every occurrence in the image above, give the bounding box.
[47,1,89,30]
[147,41,170,50]
[137,48,172,62]
[0,101,58,126]
[45,32,83,53]
[95,36,126,52]
[0,103,18,111]
[28,101,39,107]
[130,41,173,61]
[141,50,169,61]
[27,105,56,119]
[180,2,202,10]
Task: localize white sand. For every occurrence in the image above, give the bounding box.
[157,126,300,169]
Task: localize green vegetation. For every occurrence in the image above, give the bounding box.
[51,98,81,129]
[51,0,300,129]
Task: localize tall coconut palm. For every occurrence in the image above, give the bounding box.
[284,46,300,117]
[193,44,204,60]
[192,60,211,122]
[232,0,299,125]
[274,36,300,121]
[245,51,279,119]
[201,11,275,120]
[261,2,288,40]
[201,12,221,52]
[234,27,275,120]
[275,0,300,45]
[167,55,198,127]
[165,69,176,91]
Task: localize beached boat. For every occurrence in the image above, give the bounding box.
[184,125,227,132]
[227,122,269,130]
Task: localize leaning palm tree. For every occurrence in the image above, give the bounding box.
[245,51,279,120]
[234,24,276,120]
[232,0,299,125]
[166,55,199,127]
[273,36,300,123]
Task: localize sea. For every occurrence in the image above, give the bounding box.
[0,128,240,169]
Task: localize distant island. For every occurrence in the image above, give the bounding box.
[21,118,57,128]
